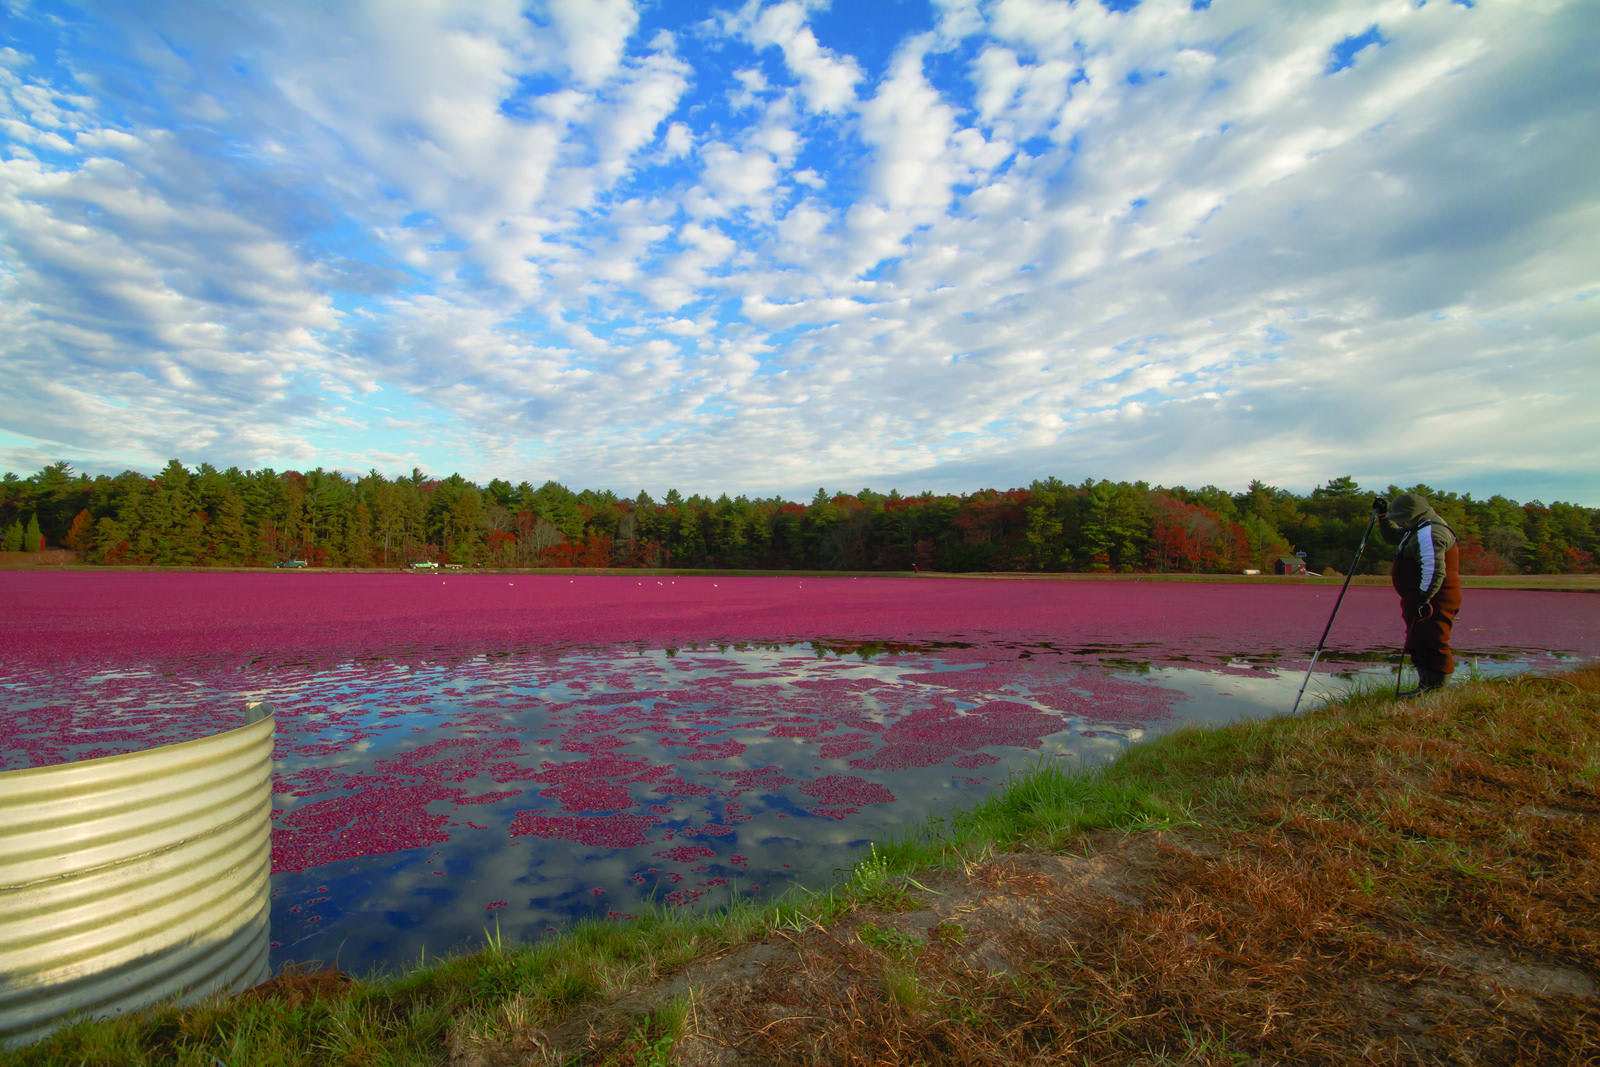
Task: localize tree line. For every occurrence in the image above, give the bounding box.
[2,461,1597,576]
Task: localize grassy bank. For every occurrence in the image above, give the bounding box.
[10,669,1598,1065]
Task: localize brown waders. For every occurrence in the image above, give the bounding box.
[1391,542,1461,694]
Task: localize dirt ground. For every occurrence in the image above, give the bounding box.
[0,549,78,568]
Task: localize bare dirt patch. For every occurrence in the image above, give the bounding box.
[0,549,77,568]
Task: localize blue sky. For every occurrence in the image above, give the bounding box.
[2,0,1597,504]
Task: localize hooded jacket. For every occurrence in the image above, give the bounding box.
[1380,493,1458,602]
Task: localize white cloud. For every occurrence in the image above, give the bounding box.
[544,0,639,87]
[745,1,862,114]
[698,141,782,210]
[858,42,958,215]
[930,0,984,45]
[662,121,693,158]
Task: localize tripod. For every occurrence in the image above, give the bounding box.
[1291,511,1377,716]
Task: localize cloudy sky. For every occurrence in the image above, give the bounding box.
[2,0,1596,504]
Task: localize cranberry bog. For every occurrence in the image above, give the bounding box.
[3,572,1596,978]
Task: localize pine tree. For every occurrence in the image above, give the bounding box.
[91,517,131,565]
[25,513,43,551]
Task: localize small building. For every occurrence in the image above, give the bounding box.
[1274,556,1309,576]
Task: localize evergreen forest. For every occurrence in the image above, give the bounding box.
[2,461,1596,577]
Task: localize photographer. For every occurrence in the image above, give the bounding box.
[1374,493,1462,695]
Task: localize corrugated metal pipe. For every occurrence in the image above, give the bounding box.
[0,702,275,1050]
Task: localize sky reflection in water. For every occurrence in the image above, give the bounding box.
[260,641,1149,976]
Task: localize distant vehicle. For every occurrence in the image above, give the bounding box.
[275,559,309,569]
[409,561,439,571]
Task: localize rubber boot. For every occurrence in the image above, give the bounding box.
[1399,668,1447,698]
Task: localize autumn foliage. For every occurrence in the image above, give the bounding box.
[3,461,1597,576]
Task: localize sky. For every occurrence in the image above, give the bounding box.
[2,0,1597,505]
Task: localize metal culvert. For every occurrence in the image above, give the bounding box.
[0,703,275,1050]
